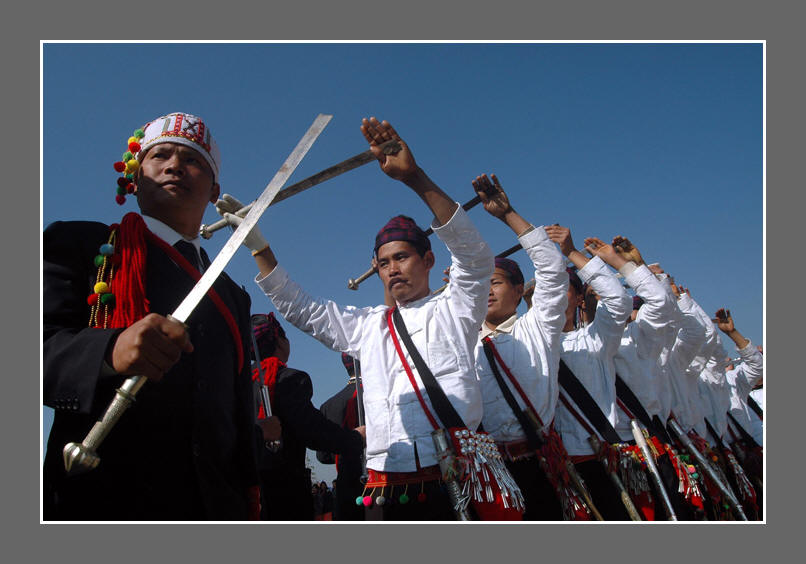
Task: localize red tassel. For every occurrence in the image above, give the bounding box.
[252,357,285,416]
[109,212,150,328]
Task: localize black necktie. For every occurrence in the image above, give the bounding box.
[174,240,201,271]
[200,247,212,270]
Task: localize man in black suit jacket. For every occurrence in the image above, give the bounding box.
[43,112,259,520]
[316,353,366,520]
[250,313,365,520]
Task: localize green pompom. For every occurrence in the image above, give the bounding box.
[122,151,133,162]
[116,186,127,196]
[100,293,115,305]
[134,128,145,138]
[94,254,105,267]
[398,493,410,504]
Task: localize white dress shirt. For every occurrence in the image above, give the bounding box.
[255,206,493,472]
[726,343,764,445]
[613,264,677,441]
[656,293,706,425]
[474,226,567,442]
[697,332,733,442]
[684,300,726,438]
[143,215,204,267]
[553,256,631,456]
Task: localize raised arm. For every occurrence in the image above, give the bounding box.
[715,309,763,392]
[545,224,589,270]
[612,237,676,359]
[471,173,531,235]
[668,289,708,370]
[576,238,632,351]
[472,173,567,336]
[713,308,750,350]
[361,117,458,227]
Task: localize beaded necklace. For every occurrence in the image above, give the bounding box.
[87,224,121,328]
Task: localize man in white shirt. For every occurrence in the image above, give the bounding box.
[609,237,677,442]
[469,174,568,520]
[544,227,633,520]
[219,117,495,520]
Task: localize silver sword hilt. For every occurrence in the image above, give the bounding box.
[432,428,473,521]
[63,314,189,475]
[63,374,147,475]
[630,419,678,521]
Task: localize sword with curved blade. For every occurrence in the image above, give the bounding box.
[63,114,332,475]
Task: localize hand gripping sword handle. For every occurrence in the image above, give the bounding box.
[631,419,678,521]
[63,313,187,474]
[667,418,748,521]
[432,428,474,521]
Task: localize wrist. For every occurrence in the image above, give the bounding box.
[401,166,428,189]
[567,249,588,268]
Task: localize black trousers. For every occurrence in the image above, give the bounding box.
[505,457,564,520]
[573,460,633,521]
[654,452,695,520]
[333,473,366,521]
[364,480,456,521]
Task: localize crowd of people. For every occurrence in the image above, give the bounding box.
[43,111,763,522]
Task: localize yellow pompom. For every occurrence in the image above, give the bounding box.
[125,159,139,173]
[94,281,109,294]
[128,136,138,145]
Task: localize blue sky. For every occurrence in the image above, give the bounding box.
[42,42,763,483]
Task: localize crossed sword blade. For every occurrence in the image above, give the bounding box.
[63,114,333,475]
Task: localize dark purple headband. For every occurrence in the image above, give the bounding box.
[374,215,431,256]
[251,312,286,354]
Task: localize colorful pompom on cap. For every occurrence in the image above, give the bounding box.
[112,127,146,205]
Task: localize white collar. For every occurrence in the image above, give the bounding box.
[143,215,202,254]
[480,312,518,339]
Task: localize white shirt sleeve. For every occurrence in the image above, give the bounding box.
[624,264,677,360]
[517,225,568,342]
[668,294,707,370]
[256,265,373,359]
[434,205,494,340]
[732,340,764,396]
[578,255,632,358]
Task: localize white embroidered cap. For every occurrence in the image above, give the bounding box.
[137,112,221,179]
